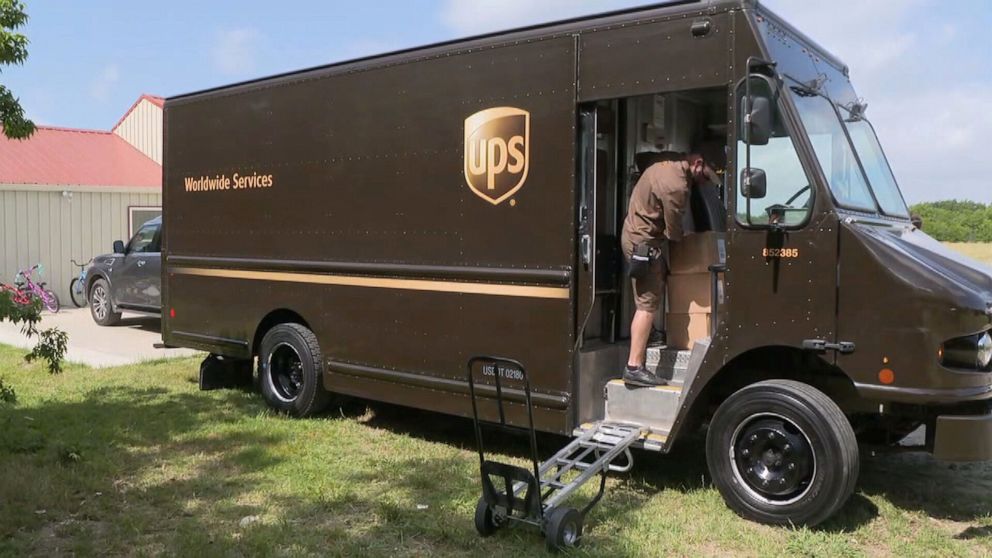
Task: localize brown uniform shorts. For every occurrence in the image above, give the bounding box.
[621,237,666,313]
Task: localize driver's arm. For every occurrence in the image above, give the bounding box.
[657,169,689,242]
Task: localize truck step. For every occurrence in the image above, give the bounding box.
[646,347,692,386]
[573,421,669,452]
[604,379,682,437]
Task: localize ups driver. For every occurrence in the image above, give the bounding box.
[620,152,708,387]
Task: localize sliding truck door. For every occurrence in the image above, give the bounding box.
[163,38,579,432]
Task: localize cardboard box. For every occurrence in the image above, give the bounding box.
[667,312,711,350]
[668,272,712,313]
[670,231,725,274]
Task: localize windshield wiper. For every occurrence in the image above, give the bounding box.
[841,99,869,122]
[787,73,827,98]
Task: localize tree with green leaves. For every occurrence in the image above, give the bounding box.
[911,201,992,243]
[0,0,34,139]
[0,1,65,384]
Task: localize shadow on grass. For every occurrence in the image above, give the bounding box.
[0,383,285,555]
[2,380,991,555]
[331,396,992,533]
[856,449,992,522]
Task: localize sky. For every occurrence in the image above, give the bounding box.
[4,0,991,203]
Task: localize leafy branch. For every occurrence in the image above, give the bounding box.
[0,288,67,374]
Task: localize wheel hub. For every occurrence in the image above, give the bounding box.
[93,287,108,319]
[269,343,304,402]
[734,417,813,500]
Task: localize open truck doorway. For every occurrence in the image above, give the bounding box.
[578,87,728,347]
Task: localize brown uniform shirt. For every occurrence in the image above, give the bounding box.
[621,158,690,254]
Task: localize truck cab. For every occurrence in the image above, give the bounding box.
[571,2,991,526]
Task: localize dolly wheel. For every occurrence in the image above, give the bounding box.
[544,507,582,552]
[474,497,503,536]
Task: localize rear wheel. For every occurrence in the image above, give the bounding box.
[258,323,331,417]
[706,380,859,527]
[69,278,87,307]
[89,279,121,326]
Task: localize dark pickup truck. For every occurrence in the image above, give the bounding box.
[86,216,162,325]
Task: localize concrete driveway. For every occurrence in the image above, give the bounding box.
[0,308,198,368]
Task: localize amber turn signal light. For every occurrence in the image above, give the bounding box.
[878,368,895,385]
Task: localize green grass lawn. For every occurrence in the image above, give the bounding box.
[946,243,992,267]
[1,344,990,557]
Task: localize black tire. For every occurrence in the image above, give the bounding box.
[44,290,60,313]
[706,380,859,527]
[258,323,331,417]
[69,278,87,307]
[88,279,121,326]
[544,507,582,552]
[474,497,502,537]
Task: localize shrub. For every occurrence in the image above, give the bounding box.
[0,377,16,405]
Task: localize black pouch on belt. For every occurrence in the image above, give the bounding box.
[628,244,652,280]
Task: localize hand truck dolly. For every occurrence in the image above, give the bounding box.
[467,356,644,552]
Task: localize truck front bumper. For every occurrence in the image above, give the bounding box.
[933,413,992,462]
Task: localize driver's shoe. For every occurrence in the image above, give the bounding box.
[622,365,667,388]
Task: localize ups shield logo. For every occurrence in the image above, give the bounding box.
[464,107,530,205]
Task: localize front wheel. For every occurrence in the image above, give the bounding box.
[43,290,60,313]
[258,323,331,417]
[69,278,87,307]
[706,380,859,527]
[89,279,121,326]
[544,506,582,552]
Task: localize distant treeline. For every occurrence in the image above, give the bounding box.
[910,201,992,242]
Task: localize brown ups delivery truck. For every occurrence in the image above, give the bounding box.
[162,0,992,527]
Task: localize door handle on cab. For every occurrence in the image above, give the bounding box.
[802,339,855,354]
[580,234,592,266]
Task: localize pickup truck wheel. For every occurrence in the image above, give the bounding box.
[706,380,859,527]
[88,279,121,326]
[258,323,331,417]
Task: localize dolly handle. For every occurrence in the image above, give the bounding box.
[466,356,540,489]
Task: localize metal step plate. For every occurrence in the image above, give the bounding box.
[573,421,669,453]
[604,379,681,436]
[646,347,692,386]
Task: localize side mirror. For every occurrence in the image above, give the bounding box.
[113,240,126,254]
[741,96,773,146]
[741,168,767,199]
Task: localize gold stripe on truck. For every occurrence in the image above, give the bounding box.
[172,267,571,300]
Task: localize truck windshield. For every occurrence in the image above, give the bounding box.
[785,80,876,212]
[840,112,910,217]
[754,12,911,220]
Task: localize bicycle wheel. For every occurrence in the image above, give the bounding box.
[44,290,61,313]
[69,278,87,307]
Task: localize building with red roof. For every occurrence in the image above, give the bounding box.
[1,94,164,302]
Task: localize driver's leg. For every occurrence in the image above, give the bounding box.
[623,258,667,387]
[627,310,653,367]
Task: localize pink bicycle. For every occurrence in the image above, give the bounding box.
[14,264,60,313]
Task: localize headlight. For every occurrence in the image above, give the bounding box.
[940,331,992,371]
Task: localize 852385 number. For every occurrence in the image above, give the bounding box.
[763,248,799,258]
